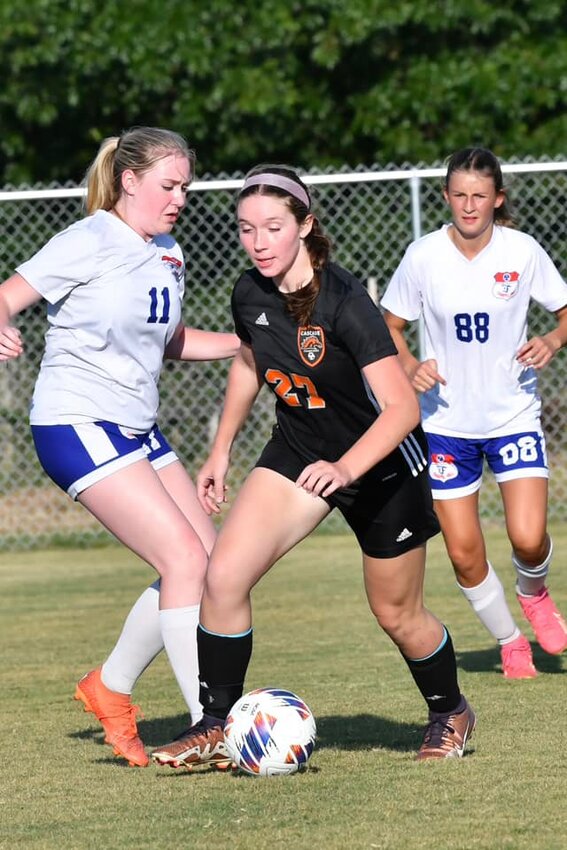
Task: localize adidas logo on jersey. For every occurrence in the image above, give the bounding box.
[255,312,269,326]
[396,528,413,542]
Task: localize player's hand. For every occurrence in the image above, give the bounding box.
[0,325,23,361]
[296,459,351,498]
[409,358,446,393]
[516,335,557,369]
[197,452,230,515]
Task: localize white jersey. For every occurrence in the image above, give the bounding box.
[18,210,185,431]
[381,224,567,438]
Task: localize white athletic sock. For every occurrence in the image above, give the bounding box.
[458,562,520,645]
[513,537,553,597]
[159,604,203,724]
[101,581,163,694]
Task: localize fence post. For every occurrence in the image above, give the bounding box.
[410,173,426,359]
[367,276,378,305]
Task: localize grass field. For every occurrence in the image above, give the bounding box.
[1,526,566,850]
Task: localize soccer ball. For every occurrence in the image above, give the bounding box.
[224,687,316,777]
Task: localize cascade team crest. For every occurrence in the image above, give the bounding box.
[298,326,326,367]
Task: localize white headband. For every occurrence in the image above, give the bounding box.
[241,173,311,208]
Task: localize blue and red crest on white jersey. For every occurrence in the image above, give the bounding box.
[161,254,184,282]
[493,271,519,300]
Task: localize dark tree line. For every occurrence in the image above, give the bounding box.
[0,0,565,185]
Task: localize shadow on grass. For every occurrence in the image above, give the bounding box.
[69,711,427,755]
[456,642,565,675]
[68,713,484,777]
[302,713,426,753]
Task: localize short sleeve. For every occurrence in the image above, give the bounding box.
[16,224,98,304]
[380,246,423,321]
[231,279,252,344]
[528,241,567,312]
[334,286,397,368]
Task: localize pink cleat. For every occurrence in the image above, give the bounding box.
[517,587,567,655]
[500,634,537,679]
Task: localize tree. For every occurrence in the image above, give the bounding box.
[0,0,565,185]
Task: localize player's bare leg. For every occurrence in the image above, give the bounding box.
[363,545,474,759]
[76,460,209,765]
[152,468,330,768]
[435,493,535,678]
[502,477,567,654]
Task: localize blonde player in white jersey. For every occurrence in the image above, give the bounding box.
[0,127,239,766]
[381,147,567,680]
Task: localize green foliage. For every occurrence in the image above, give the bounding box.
[0,0,565,184]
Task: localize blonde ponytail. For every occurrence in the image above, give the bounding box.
[84,137,120,214]
[82,127,195,216]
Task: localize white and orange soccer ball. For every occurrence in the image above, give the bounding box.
[224,687,316,777]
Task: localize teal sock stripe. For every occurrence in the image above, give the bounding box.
[408,626,448,662]
[198,624,253,639]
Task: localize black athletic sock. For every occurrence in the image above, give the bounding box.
[197,625,253,723]
[403,628,462,715]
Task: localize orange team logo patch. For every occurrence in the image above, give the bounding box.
[298,326,326,367]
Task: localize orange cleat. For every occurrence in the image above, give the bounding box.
[74,667,148,767]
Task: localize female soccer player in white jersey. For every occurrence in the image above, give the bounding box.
[150,164,475,768]
[381,147,567,679]
[0,127,239,766]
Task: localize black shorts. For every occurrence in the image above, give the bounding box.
[256,428,440,559]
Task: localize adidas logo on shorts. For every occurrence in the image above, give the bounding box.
[396,528,413,542]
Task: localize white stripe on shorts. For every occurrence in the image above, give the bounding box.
[72,422,122,465]
[399,433,426,477]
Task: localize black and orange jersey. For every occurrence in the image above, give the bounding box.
[232,262,426,479]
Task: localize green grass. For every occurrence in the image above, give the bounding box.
[1,526,566,850]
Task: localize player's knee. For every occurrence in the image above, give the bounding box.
[155,540,208,583]
[512,535,549,567]
[371,604,416,644]
[203,560,251,609]
[445,541,485,577]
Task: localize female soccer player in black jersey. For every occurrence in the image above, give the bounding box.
[152,165,475,765]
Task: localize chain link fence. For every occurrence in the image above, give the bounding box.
[1,159,565,550]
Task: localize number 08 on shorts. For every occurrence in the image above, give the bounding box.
[426,430,548,500]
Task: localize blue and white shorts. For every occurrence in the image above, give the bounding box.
[426,430,548,500]
[31,421,178,500]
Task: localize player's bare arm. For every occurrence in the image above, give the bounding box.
[164,325,240,361]
[197,343,261,513]
[516,304,567,369]
[383,309,446,391]
[0,273,42,360]
[297,355,420,498]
